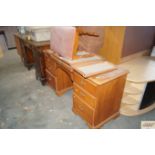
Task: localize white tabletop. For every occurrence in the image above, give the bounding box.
[119,56,155,83]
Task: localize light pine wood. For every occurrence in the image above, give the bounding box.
[119,56,155,83]
[120,102,155,116]
[124,81,144,95]
[120,56,155,116]
[121,80,154,116]
[122,94,143,109]
[99,26,126,64]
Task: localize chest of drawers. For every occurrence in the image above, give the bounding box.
[72,69,128,128]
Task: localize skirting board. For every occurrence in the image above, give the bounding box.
[120,49,150,64]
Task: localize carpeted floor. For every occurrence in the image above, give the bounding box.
[0,49,154,129]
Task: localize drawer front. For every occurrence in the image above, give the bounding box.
[74,72,97,96]
[45,69,56,89]
[73,84,96,109]
[73,94,94,125]
[45,55,57,75]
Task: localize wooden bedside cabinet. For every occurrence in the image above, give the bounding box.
[72,69,128,128]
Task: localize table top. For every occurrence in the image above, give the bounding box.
[119,56,155,83]
[89,68,128,85]
[15,33,50,47]
[46,49,104,67]
[73,61,116,78]
[45,49,128,81]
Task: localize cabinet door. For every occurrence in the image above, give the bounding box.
[55,68,72,94]
[45,69,56,89]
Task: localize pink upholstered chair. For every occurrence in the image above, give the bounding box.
[50,26,79,59]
